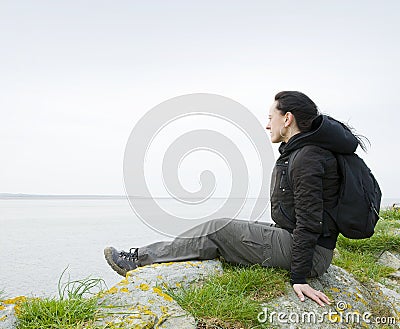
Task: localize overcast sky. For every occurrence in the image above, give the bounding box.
[1,1,399,199]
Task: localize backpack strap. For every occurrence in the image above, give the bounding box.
[287,148,302,187]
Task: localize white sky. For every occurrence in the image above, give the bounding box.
[1,0,399,198]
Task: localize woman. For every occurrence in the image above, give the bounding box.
[104,91,362,306]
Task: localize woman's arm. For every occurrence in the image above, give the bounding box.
[290,146,330,304]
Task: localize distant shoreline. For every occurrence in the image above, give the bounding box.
[0,194,398,206]
[0,194,270,200]
[0,193,127,199]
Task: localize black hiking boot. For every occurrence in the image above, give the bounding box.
[104,246,139,277]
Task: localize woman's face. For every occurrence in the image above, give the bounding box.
[266,101,286,143]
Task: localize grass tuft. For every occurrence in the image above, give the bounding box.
[336,231,400,253]
[15,269,106,329]
[332,248,394,282]
[333,207,400,282]
[169,263,288,328]
[380,206,400,221]
[57,267,107,300]
[16,297,99,329]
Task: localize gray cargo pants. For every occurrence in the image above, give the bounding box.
[138,218,333,278]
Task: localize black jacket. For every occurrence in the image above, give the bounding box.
[270,115,359,284]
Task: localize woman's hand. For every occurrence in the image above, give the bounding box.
[292,283,332,306]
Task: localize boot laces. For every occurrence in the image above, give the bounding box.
[119,248,138,262]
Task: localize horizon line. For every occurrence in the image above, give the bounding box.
[0,193,271,199]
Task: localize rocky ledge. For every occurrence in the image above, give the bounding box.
[0,260,223,329]
[1,255,399,329]
[95,260,223,328]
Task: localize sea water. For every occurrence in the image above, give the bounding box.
[0,197,398,298]
[0,197,270,297]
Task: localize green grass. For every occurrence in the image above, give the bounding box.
[172,207,400,328]
[333,207,400,282]
[16,297,99,329]
[169,263,288,328]
[15,269,106,329]
[380,206,400,221]
[8,207,400,329]
[332,248,394,282]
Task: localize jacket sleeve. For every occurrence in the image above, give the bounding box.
[289,146,325,284]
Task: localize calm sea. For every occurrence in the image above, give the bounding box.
[0,197,271,298]
[0,197,398,298]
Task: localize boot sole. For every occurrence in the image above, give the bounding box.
[104,247,127,277]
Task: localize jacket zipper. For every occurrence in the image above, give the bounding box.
[279,171,283,189]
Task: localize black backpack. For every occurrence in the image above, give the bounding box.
[288,149,382,239]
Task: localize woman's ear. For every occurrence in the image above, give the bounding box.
[284,112,292,127]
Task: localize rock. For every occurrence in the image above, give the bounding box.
[378,251,400,270]
[381,277,400,295]
[333,248,340,259]
[0,260,223,329]
[375,282,400,315]
[2,261,400,328]
[0,305,16,329]
[0,297,25,329]
[262,265,400,329]
[95,259,223,328]
[389,271,400,279]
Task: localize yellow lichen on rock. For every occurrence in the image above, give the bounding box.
[152,287,173,302]
[155,313,169,326]
[138,283,150,291]
[137,304,157,317]
[127,314,141,320]
[105,287,118,294]
[327,313,341,323]
[148,262,174,268]
[2,296,27,305]
[117,278,129,286]
[2,295,27,316]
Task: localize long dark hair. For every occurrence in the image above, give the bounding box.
[275,91,319,132]
[274,91,369,151]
